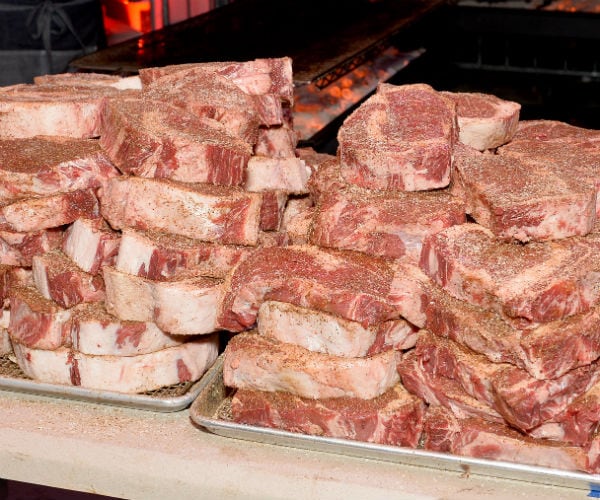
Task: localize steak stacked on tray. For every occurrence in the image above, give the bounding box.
[0,57,305,393]
[4,59,600,473]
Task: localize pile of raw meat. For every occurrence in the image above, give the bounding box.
[3,58,600,474]
[217,79,600,474]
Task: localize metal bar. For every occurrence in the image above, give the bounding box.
[163,0,170,27]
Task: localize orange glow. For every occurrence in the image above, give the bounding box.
[543,0,600,12]
[292,47,424,141]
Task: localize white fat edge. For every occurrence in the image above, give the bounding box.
[152,280,221,335]
[115,230,154,276]
[31,256,52,300]
[63,219,102,273]
[110,75,142,90]
[103,267,154,322]
[245,157,309,193]
[12,344,71,384]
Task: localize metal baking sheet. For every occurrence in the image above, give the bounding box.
[190,355,600,493]
[0,353,203,412]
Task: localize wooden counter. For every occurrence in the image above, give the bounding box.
[0,389,587,499]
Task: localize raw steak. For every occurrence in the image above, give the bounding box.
[140,57,293,130]
[231,383,425,447]
[62,218,120,275]
[420,223,600,325]
[510,119,600,144]
[8,286,71,350]
[218,245,401,332]
[0,136,119,203]
[0,83,123,138]
[143,67,265,141]
[398,350,504,423]
[0,228,63,266]
[416,330,600,431]
[337,83,456,191]
[115,228,249,281]
[423,283,600,380]
[498,138,600,216]
[257,300,418,357]
[0,189,99,233]
[32,250,105,309]
[139,58,294,105]
[12,336,218,393]
[98,177,262,246]
[421,405,589,473]
[310,187,465,261]
[223,332,400,400]
[103,266,223,336]
[451,143,596,242]
[258,190,287,231]
[529,382,600,446]
[99,97,251,185]
[245,156,311,194]
[71,302,183,356]
[440,91,520,150]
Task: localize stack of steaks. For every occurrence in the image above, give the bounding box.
[406,119,600,472]
[221,83,473,447]
[4,57,600,474]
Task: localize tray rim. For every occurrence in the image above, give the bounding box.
[190,356,600,493]
[0,367,205,413]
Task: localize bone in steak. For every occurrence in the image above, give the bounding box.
[115,228,249,281]
[12,336,218,393]
[103,266,222,336]
[440,91,520,150]
[0,228,63,267]
[0,189,99,233]
[420,223,600,325]
[223,331,400,400]
[218,245,402,332]
[98,177,262,246]
[310,187,465,261]
[8,286,71,350]
[71,302,183,356]
[451,143,596,242]
[0,83,127,138]
[0,136,119,204]
[231,383,425,447]
[99,97,252,185]
[62,218,120,275]
[423,283,600,380]
[421,405,589,473]
[337,83,456,191]
[257,300,418,358]
[415,330,600,431]
[32,250,105,309]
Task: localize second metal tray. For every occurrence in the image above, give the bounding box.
[0,353,205,412]
[190,355,600,494]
